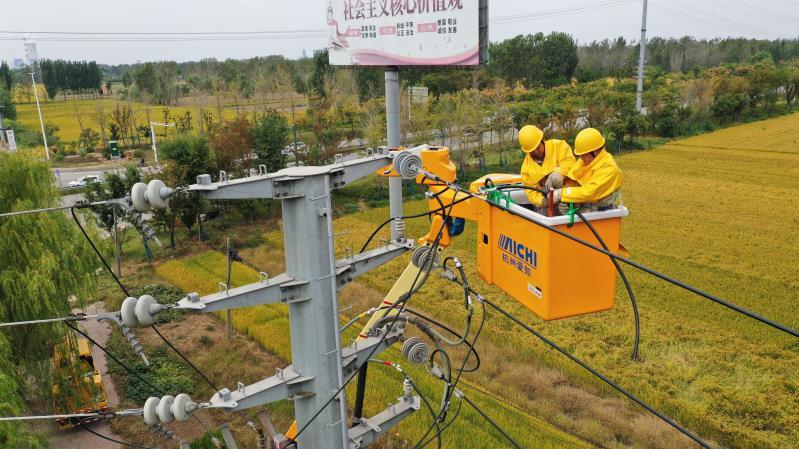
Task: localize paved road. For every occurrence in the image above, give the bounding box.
[33,302,124,449]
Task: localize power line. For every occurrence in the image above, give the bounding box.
[79,422,158,449]
[456,389,524,449]
[70,207,221,393]
[479,295,713,449]
[0,1,640,45]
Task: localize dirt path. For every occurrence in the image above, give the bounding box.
[34,302,124,449]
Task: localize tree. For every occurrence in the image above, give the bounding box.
[0,87,16,120]
[121,71,133,88]
[0,152,98,449]
[252,109,289,172]
[0,61,12,91]
[211,116,253,177]
[79,128,100,151]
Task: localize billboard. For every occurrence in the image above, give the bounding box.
[327,0,485,66]
[24,41,39,65]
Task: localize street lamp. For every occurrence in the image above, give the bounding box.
[30,71,49,160]
[149,121,175,164]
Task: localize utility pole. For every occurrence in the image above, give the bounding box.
[149,122,175,164]
[636,0,649,112]
[30,72,49,160]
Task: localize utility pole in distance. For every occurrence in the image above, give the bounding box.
[30,72,49,159]
[636,0,649,112]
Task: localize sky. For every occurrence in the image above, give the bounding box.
[1,0,798,65]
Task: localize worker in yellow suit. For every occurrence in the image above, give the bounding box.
[552,128,622,214]
[518,125,576,212]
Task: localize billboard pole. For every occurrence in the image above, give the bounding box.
[385,68,404,242]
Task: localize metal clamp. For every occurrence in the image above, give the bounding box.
[259,272,269,285]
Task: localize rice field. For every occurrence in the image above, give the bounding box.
[155,113,799,449]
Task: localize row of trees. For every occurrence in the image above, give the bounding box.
[40,59,103,100]
[578,36,799,80]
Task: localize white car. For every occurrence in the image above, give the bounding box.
[68,175,101,188]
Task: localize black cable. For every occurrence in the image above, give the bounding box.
[151,325,220,392]
[490,185,641,359]
[65,321,165,396]
[418,397,463,449]
[458,391,525,449]
[411,300,487,449]
[407,375,443,449]
[448,184,799,339]
[71,207,130,297]
[290,193,460,444]
[481,296,714,449]
[573,208,640,361]
[71,207,221,393]
[79,422,158,449]
[359,195,471,253]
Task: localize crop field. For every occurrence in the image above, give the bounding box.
[155,114,799,449]
[14,94,306,143]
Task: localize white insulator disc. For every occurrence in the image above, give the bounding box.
[171,393,193,422]
[131,182,150,212]
[143,396,160,425]
[146,179,169,210]
[156,395,175,423]
[134,295,157,326]
[121,297,139,327]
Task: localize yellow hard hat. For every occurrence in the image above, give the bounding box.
[574,128,606,156]
[518,125,544,153]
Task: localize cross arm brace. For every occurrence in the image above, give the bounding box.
[207,365,313,411]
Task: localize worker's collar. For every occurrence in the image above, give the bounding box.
[582,149,609,168]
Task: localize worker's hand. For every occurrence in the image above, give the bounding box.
[552,189,563,204]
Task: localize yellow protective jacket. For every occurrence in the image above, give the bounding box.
[520,139,576,206]
[562,150,623,204]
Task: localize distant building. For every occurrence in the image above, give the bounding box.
[302,49,307,59]
[12,59,24,69]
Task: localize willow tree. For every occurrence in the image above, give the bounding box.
[0,151,99,448]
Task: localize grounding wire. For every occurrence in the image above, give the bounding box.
[289,191,459,444]
[70,207,222,393]
[442,180,799,339]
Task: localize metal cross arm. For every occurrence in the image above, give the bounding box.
[348,397,420,449]
[335,242,413,289]
[186,151,394,201]
[177,273,301,312]
[207,365,313,412]
[177,243,411,313]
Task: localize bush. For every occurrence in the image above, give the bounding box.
[133,149,145,158]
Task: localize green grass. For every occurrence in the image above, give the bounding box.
[151,114,799,449]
